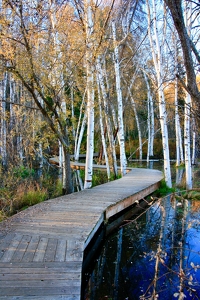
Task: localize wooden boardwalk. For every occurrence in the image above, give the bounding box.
[0,168,163,300]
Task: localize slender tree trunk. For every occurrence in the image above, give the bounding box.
[96,57,118,177]
[49,0,72,193]
[62,146,72,194]
[175,76,181,166]
[0,72,8,167]
[97,77,111,180]
[147,0,172,187]
[130,93,142,160]
[184,93,192,189]
[191,114,196,165]
[74,89,87,161]
[143,72,154,162]
[84,0,95,189]
[184,1,192,189]
[174,32,184,167]
[112,20,127,176]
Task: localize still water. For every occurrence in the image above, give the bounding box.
[83,163,200,299]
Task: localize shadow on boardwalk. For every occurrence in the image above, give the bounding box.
[0,168,163,300]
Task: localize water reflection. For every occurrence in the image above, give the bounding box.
[84,196,200,299]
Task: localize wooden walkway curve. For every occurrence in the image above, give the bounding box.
[0,167,163,300]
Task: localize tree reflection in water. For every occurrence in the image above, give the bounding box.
[83,195,200,299]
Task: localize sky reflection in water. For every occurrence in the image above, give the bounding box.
[84,195,200,300]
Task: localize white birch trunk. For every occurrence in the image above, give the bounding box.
[191,115,196,165]
[184,93,192,188]
[96,57,118,177]
[84,0,95,189]
[184,0,192,188]
[112,20,127,176]
[0,73,8,166]
[147,0,172,187]
[130,93,142,160]
[179,124,184,164]
[174,35,184,167]
[97,77,111,180]
[70,87,76,140]
[175,76,180,166]
[74,89,87,161]
[74,113,87,162]
[143,72,154,161]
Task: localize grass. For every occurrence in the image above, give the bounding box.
[154,180,175,197]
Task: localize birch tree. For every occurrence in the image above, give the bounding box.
[97,76,111,179]
[0,72,8,167]
[174,35,184,166]
[143,71,154,162]
[183,0,192,189]
[112,20,127,176]
[96,56,118,177]
[146,0,172,187]
[83,0,95,189]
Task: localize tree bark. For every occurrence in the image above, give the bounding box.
[164,0,200,104]
[146,0,172,187]
[112,20,127,176]
[84,0,95,189]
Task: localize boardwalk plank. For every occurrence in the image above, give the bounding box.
[0,234,23,262]
[0,261,82,271]
[21,235,40,262]
[55,239,67,262]
[0,286,80,296]
[44,238,57,262]
[0,273,81,280]
[11,235,32,262]
[0,279,80,288]
[33,237,48,262]
[0,233,16,260]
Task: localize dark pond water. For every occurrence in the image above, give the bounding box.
[83,196,200,299]
[82,162,200,300]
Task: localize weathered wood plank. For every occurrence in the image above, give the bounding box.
[44,238,57,262]
[55,239,67,262]
[0,233,16,259]
[0,273,81,280]
[11,235,32,262]
[0,261,82,271]
[0,234,23,262]
[0,286,80,296]
[21,235,40,262]
[33,237,48,262]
